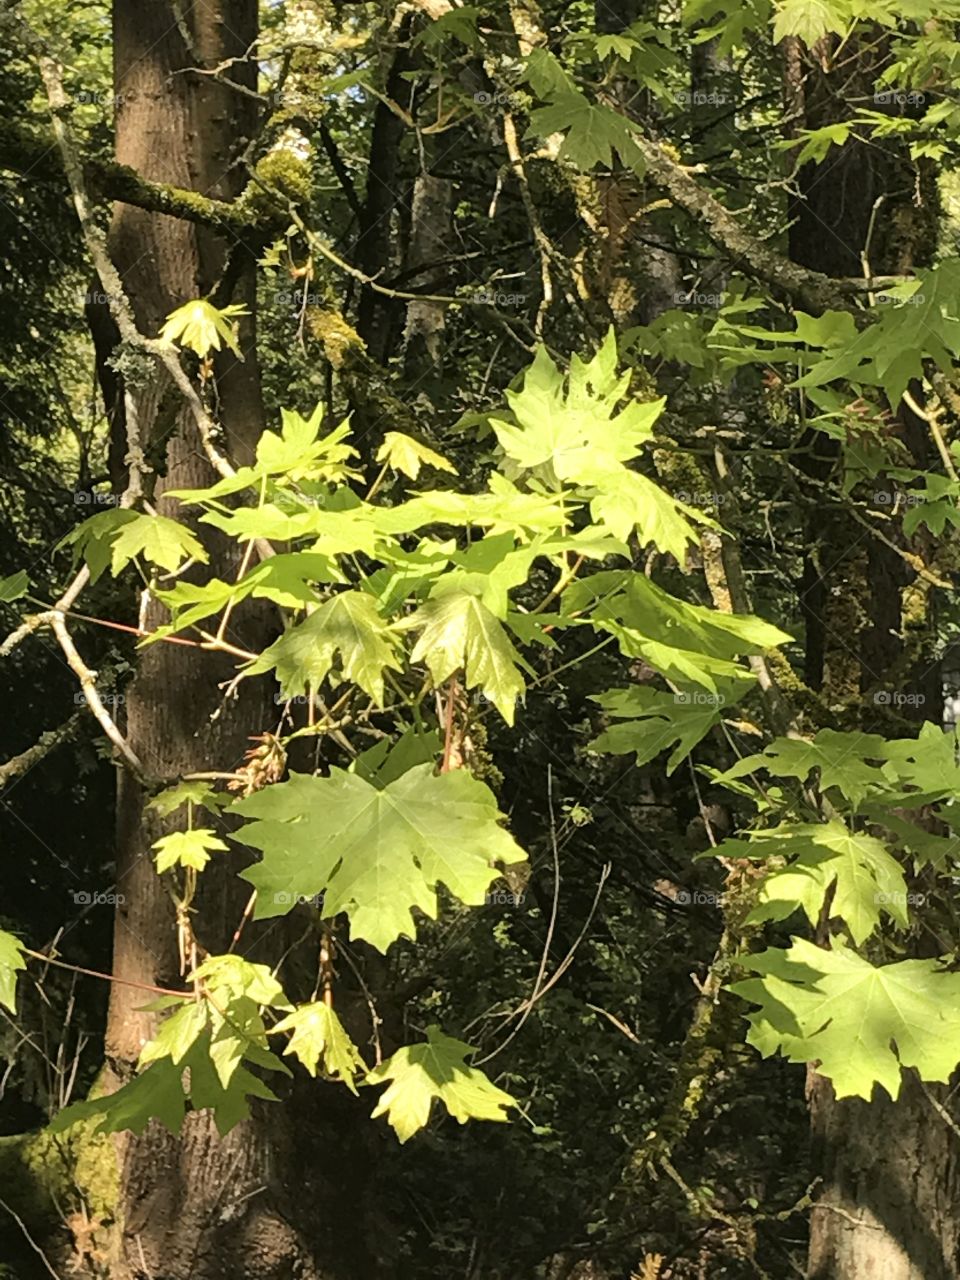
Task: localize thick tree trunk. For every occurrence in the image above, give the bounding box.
[96,5,363,1277]
[807,1073,960,1280]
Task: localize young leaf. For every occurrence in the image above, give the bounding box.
[139,1000,209,1067]
[0,930,26,1013]
[396,590,526,723]
[61,509,207,581]
[367,1026,515,1141]
[159,299,248,357]
[377,432,458,480]
[152,828,229,873]
[732,938,960,1100]
[148,780,226,818]
[247,590,401,704]
[234,765,526,952]
[270,1002,366,1091]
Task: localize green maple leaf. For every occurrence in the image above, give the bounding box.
[152,828,229,873]
[732,938,960,1100]
[139,1000,209,1067]
[570,572,789,691]
[173,408,359,502]
[588,686,727,774]
[0,570,28,603]
[50,1058,188,1136]
[397,589,527,724]
[156,553,342,635]
[430,532,545,620]
[270,1002,366,1091]
[720,729,889,807]
[148,780,226,818]
[159,299,248,357]
[185,1038,280,1136]
[61,510,207,582]
[741,820,909,943]
[588,469,704,561]
[491,333,664,479]
[367,1026,515,1142]
[876,722,960,803]
[248,590,401,704]
[528,93,642,169]
[235,765,526,952]
[0,929,26,1013]
[772,0,847,45]
[188,955,292,1089]
[377,432,457,480]
[795,262,960,406]
[378,474,568,539]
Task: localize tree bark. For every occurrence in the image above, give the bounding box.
[96,5,354,1277]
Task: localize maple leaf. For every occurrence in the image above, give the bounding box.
[732,938,960,1100]
[528,93,642,169]
[719,729,889,807]
[396,589,527,724]
[270,1003,366,1091]
[247,590,401,704]
[152,828,229,873]
[159,299,248,357]
[61,510,207,582]
[0,930,26,1013]
[588,686,727,774]
[367,1026,515,1141]
[377,432,457,480]
[234,765,526,952]
[739,820,909,943]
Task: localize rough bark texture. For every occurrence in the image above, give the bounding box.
[96,5,359,1278]
[807,1074,960,1280]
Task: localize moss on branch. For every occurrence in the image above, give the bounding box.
[0,118,283,236]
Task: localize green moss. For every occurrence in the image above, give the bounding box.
[0,1115,119,1257]
[251,150,313,209]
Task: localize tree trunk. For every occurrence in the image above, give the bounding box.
[97,5,370,1277]
[807,1072,960,1280]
